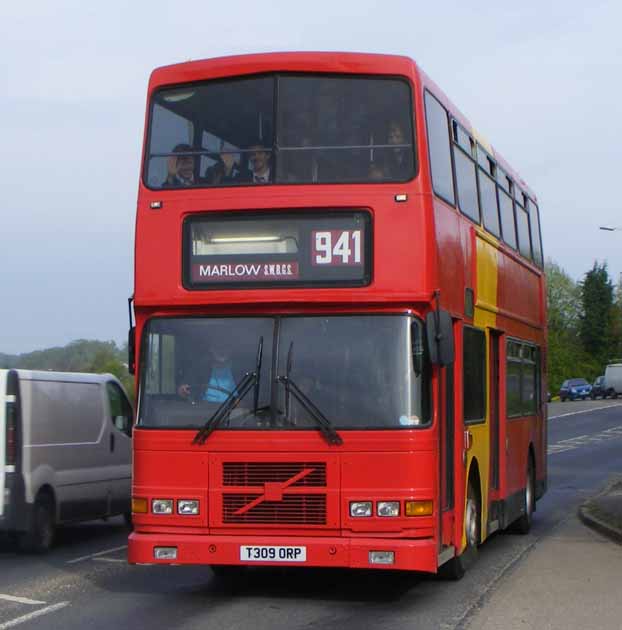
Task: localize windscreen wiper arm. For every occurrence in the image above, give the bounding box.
[192,337,264,445]
[277,342,343,446]
[277,376,343,446]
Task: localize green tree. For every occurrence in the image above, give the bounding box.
[611,275,622,363]
[546,260,582,333]
[545,259,584,392]
[579,261,614,366]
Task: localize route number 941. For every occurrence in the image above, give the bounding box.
[312,230,363,266]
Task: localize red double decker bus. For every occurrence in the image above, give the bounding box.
[128,52,546,578]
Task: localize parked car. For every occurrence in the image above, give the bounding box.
[603,363,622,398]
[559,378,592,401]
[590,375,607,399]
[0,369,133,552]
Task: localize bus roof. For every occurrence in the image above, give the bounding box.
[149,51,417,87]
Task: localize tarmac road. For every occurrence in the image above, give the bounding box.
[1,399,620,630]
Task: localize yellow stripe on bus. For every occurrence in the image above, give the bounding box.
[461,233,499,550]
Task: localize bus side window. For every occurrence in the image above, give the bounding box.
[424,91,455,205]
[526,199,544,267]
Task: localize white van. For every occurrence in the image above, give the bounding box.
[0,369,133,552]
[604,363,622,398]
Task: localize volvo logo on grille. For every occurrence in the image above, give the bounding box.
[233,468,315,516]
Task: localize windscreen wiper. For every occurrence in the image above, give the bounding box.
[277,342,343,446]
[192,337,263,445]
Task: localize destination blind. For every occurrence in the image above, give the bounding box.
[183,210,371,289]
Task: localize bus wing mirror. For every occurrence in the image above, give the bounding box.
[128,326,136,375]
[426,310,455,366]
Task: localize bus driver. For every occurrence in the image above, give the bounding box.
[177,344,238,403]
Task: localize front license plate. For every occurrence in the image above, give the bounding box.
[240,545,307,562]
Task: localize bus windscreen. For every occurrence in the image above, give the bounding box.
[145,74,415,188]
[138,315,430,431]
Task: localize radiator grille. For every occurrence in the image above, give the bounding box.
[223,494,327,524]
[223,462,326,487]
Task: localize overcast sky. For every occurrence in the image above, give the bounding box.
[1,0,620,354]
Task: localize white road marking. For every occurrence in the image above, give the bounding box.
[66,545,127,565]
[549,403,622,420]
[93,557,126,563]
[0,602,69,630]
[0,595,46,606]
[548,425,622,455]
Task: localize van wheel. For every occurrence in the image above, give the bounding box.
[439,481,480,580]
[19,494,55,553]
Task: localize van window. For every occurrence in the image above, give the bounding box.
[107,382,133,435]
[30,381,102,445]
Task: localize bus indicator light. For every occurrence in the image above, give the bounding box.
[132,497,148,514]
[405,500,433,517]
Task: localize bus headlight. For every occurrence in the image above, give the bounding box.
[178,499,199,515]
[152,499,173,515]
[350,501,372,517]
[377,501,400,517]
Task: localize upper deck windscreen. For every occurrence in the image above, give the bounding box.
[145,74,415,188]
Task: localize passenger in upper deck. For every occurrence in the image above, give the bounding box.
[279,111,317,183]
[203,140,251,185]
[162,143,197,188]
[382,121,413,181]
[248,141,272,184]
[203,139,271,185]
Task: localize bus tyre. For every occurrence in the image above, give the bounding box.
[19,493,55,553]
[512,459,535,535]
[439,481,480,580]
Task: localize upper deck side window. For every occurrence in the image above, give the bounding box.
[424,90,455,205]
[475,143,500,238]
[450,119,480,223]
[144,74,416,189]
[526,198,544,266]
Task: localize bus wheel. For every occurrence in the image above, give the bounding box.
[439,481,480,580]
[19,493,56,553]
[511,459,534,534]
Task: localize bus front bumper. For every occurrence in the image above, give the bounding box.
[128,531,438,572]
